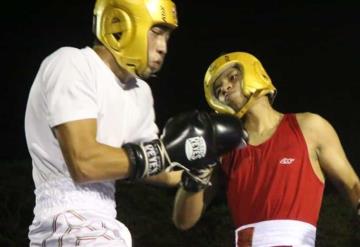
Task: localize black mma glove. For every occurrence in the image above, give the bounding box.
[123,110,247,180]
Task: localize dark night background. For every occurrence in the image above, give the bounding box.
[1,0,360,246]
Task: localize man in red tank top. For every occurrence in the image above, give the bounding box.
[172,52,360,246]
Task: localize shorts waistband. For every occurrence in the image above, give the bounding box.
[33,178,116,220]
[235,219,316,247]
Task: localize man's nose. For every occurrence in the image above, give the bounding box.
[157,37,167,55]
[221,80,232,93]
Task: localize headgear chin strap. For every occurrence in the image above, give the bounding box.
[204,52,276,117]
[235,91,261,118]
[93,0,178,78]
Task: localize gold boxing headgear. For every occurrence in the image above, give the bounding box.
[93,0,178,78]
[204,52,276,117]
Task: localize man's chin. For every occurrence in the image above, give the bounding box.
[146,69,162,79]
[136,68,153,79]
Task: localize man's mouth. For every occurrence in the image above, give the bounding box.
[224,92,233,102]
[150,60,162,71]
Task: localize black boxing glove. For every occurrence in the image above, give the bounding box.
[123,139,167,180]
[123,110,247,180]
[161,110,247,171]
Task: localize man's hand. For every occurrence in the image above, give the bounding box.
[123,110,247,180]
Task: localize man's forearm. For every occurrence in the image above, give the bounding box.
[143,170,182,187]
[172,188,205,230]
[63,142,131,183]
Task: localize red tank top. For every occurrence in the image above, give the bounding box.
[221,114,324,228]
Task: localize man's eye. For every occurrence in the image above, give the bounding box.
[151,27,162,35]
[229,74,238,82]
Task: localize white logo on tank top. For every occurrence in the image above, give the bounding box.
[279,157,295,165]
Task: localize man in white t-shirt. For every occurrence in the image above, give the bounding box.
[25,0,180,246]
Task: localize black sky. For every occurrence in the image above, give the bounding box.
[1,0,360,171]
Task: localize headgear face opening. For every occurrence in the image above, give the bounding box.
[93,0,178,78]
[204,52,276,117]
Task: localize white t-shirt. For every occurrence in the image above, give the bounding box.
[25,46,158,219]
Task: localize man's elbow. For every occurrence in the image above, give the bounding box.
[66,155,95,184]
[71,169,92,184]
[172,215,196,231]
[173,222,193,231]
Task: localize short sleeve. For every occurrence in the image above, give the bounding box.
[43,48,98,127]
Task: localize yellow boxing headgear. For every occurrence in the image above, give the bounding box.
[93,0,178,78]
[204,52,276,117]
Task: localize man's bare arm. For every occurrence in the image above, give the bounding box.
[309,114,360,209]
[54,119,131,183]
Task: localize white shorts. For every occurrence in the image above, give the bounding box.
[235,219,316,247]
[29,209,132,247]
